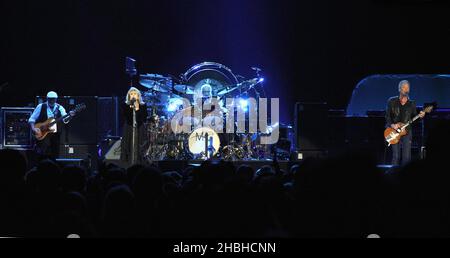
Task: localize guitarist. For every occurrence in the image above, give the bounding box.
[385,80,425,166]
[28,91,75,159]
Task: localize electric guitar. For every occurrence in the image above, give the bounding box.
[384,104,434,146]
[33,103,86,140]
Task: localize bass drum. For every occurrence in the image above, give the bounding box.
[188,127,221,157]
[183,62,239,100]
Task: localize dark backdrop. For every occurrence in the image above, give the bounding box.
[1,0,449,123]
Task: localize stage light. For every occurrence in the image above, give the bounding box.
[240,99,248,107]
[265,122,279,133]
[239,98,249,112]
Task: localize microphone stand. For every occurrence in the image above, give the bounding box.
[125,57,139,164]
[204,132,208,159]
[131,100,137,164]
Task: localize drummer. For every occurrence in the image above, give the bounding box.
[200,84,229,114]
[194,84,227,131]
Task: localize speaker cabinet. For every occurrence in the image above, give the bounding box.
[97,97,120,141]
[294,102,328,151]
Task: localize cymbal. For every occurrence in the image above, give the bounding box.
[217,78,263,96]
[240,77,262,92]
[140,73,171,80]
[142,92,162,100]
[217,85,238,96]
[174,84,195,94]
[139,79,171,92]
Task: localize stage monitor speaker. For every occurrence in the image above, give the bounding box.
[294,102,329,151]
[36,96,98,145]
[103,138,121,160]
[59,144,99,170]
[55,158,84,168]
[292,150,328,160]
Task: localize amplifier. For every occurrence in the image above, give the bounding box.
[423,108,450,148]
[97,97,120,141]
[1,107,34,149]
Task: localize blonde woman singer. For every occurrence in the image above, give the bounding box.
[120,87,148,165]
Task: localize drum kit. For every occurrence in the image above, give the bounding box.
[135,61,274,162]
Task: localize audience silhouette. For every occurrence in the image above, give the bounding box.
[0,120,448,237]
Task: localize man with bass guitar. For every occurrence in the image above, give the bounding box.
[28,91,76,159]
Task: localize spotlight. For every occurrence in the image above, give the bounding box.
[265,122,279,134]
[239,98,249,112]
[240,99,248,108]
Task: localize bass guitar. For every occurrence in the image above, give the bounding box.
[33,103,86,140]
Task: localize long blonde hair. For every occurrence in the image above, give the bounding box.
[125,87,145,105]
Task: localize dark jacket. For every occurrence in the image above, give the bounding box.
[120,103,148,164]
[121,103,148,127]
[385,96,417,131]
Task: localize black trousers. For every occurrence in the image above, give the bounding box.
[35,132,60,160]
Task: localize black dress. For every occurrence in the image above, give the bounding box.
[120,102,148,165]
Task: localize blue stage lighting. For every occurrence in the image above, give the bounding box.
[168,98,183,112]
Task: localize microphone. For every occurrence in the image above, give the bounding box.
[130,98,136,105]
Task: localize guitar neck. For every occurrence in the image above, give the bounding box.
[400,113,422,130]
[47,103,86,127]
